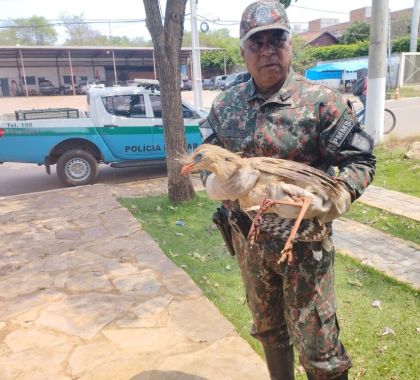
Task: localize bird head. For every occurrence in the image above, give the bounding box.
[180,144,243,179]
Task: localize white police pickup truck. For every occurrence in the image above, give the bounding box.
[0,86,207,186]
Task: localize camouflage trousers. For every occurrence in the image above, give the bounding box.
[232,229,352,379]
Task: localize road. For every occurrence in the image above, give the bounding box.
[384,97,420,138]
[0,163,167,197]
[0,95,418,197]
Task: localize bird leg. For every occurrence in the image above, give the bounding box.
[247,198,275,246]
[247,197,312,249]
[278,196,312,264]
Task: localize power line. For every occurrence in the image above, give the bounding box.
[289,5,348,15]
[0,19,147,29]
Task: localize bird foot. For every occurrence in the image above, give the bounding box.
[247,198,275,246]
[278,242,294,264]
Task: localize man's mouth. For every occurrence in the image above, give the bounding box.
[261,63,279,69]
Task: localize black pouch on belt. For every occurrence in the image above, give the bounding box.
[212,205,236,256]
[229,210,253,240]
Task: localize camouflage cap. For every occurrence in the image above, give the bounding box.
[240,1,290,44]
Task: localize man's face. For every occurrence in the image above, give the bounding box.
[241,30,292,94]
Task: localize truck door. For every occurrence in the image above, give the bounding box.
[97,94,160,160]
[149,94,201,157]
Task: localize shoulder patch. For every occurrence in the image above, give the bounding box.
[329,116,357,147]
[350,132,372,152]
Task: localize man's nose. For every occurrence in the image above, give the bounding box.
[260,43,276,56]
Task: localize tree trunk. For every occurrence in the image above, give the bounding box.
[143,0,195,203]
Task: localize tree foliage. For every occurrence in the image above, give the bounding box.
[183,29,243,71]
[340,21,370,44]
[291,35,315,74]
[391,35,420,53]
[306,35,419,62]
[312,41,369,61]
[60,13,103,45]
[0,16,57,45]
[60,14,152,46]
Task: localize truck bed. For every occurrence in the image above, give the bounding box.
[14,108,87,121]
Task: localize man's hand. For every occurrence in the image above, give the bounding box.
[205,169,260,201]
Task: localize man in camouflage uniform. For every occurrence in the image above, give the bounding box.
[200,1,375,379]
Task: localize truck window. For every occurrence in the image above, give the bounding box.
[182,104,193,118]
[149,95,162,118]
[102,95,146,118]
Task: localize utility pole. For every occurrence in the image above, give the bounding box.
[366,0,389,144]
[410,0,420,52]
[190,0,203,108]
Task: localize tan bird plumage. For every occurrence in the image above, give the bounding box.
[180,144,350,263]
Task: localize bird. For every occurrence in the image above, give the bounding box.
[180,144,351,264]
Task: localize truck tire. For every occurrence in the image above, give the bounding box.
[56,149,98,187]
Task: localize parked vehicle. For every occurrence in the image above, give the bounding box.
[59,84,73,95]
[79,79,105,94]
[0,86,207,186]
[76,81,87,94]
[202,78,213,90]
[214,75,227,89]
[38,80,57,96]
[221,71,251,90]
[182,79,193,91]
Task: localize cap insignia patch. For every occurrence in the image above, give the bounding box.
[255,5,272,26]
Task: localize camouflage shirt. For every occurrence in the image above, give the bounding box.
[204,69,375,201]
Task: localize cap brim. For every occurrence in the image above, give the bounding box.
[240,23,290,45]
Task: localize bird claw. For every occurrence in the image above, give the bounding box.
[247,198,275,246]
[278,243,294,264]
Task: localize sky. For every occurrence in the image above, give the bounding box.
[0,0,416,43]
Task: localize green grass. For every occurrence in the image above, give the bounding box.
[120,193,420,380]
[373,140,420,197]
[345,201,420,245]
[390,86,420,98]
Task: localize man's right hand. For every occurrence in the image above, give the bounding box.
[205,169,260,201]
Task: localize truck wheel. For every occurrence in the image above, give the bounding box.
[56,149,98,187]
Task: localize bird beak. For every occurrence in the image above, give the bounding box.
[180,162,196,176]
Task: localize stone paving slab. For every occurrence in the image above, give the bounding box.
[360,185,420,222]
[334,218,420,289]
[0,184,268,380]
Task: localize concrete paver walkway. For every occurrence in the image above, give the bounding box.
[334,219,420,288]
[360,185,420,222]
[338,184,420,288]
[0,184,267,380]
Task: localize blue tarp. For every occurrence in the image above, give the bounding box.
[305,59,368,80]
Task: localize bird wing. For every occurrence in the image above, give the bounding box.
[248,157,341,199]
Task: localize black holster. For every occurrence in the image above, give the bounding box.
[229,209,253,239]
[212,206,236,256]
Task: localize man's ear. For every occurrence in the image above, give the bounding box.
[240,47,245,59]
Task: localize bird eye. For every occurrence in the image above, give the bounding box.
[194,153,203,161]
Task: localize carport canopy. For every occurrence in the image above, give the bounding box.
[306,59,368,80]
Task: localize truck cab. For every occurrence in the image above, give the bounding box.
[89,86,204,161]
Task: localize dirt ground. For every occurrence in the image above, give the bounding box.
[0,90,219,115]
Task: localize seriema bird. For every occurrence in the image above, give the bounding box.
[180,144,351,264]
